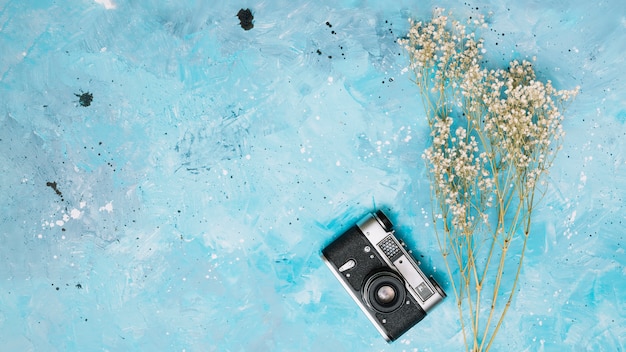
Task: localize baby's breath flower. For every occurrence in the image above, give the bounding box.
[402,8,577,352]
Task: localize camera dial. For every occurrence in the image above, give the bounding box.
[374,210,393,232]
[430,276,447,298]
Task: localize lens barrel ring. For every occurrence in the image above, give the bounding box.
[363,271,406,313]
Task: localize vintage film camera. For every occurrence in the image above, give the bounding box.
[321,210,446,341]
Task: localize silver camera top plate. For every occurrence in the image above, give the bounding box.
[356,212,443,312]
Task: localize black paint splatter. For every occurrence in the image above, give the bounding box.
[237,9,254,30]
[46,181,63,200]
[75,91,93,107]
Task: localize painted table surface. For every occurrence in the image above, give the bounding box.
[0,0,624,351]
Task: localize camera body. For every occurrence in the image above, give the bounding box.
[321,210,446,342]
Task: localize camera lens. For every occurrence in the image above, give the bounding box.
[363,271,405,313]
[376,285,396,304]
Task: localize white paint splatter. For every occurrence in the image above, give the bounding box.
[569,210,577,223]
[578,171,587,191]
[70,208,82,219]
[95,0,116,9]
[99,201,113,213]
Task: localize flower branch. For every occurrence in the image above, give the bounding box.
[400,8,578,351]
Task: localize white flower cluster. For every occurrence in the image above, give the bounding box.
[400,9,578,233]
[423,117,492,231]
[479,60,575,178]
[400,8,485,87]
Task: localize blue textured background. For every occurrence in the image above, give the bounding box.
[1,0,624,351]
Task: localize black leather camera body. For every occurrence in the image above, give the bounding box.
[322,210,446,341]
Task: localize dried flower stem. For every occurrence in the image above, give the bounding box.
[400,8,578,351]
